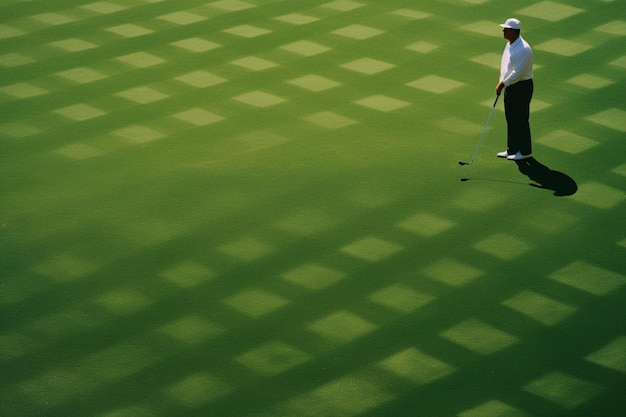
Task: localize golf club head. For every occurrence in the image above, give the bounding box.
[458,161,471,166]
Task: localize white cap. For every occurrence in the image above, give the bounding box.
[499,18,521,30]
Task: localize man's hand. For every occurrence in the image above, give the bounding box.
[496,81,505,96]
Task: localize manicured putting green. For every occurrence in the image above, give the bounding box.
[1,1,624,416]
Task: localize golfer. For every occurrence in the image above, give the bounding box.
[496,18,534,161]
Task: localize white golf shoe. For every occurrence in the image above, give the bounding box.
[507,151,532,160]
[497,150,509,158]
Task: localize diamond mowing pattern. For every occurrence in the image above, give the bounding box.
[0,24,26,40]
[340,237,403,262]
[56,67,107,84]
[106,24,153,38]
[159,12,207,25]
[32,13,77,26]
[236,341,311,376]
[230,56,277,71]
[175,71,226,87]
[274,13,319,25]
[355,95,410,112]
[173,108,224,126]
[323,1,365,12]
[56,143,104,160]
[308,310,378,343]
[234,90,286,107]
[222,25,271,38]
[523,371,604,408]
[441,318,518,355]
[171,38,221,52]
[303,111,357,129]
[55,104,106,121]
[0,53,35,67]
[115,52,165,68]
[341,58,395,74]
[517,1,584,22]
[115,86,168,104]
[223,289,289,317]
[280,40,331,56]
[50,38,97,52]
[1,83,49,98]
[407,75,464,94]
[81,2,128,14]
[332,24,384,40]
[1,1,623,417]
[209,0,256,12]
[288,74,340,92]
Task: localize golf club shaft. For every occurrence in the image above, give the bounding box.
[463,93,500,165]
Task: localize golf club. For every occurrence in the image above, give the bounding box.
[458,93,501,166]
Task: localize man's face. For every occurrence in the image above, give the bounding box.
[502,28,515,41]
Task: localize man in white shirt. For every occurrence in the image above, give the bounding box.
[495,18,534,161]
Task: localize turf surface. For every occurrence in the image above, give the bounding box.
[1,1,625,416]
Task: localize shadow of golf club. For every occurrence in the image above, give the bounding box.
[514,157,577,196]
[459,177,529,185]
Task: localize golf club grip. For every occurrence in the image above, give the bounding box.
[493,93,500,107]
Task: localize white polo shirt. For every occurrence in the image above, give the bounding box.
[500,36,533,86]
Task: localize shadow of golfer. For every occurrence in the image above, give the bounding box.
[515,157,577,196]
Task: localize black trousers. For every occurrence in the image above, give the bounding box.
[504,79,533,155]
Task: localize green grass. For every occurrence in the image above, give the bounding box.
[1,1,625,416]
